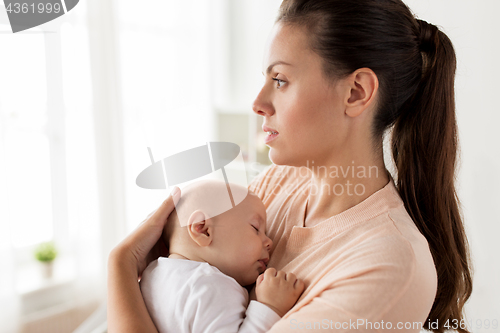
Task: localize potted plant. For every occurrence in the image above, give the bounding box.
[34,241,58,279]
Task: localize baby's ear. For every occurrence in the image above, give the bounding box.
[187,210,213,247]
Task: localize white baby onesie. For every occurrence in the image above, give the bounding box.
[140,257,281,333]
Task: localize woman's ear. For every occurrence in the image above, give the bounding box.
[187,210,213,247]
[344,67,379,118]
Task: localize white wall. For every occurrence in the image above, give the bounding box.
[212,0,283,112]
[403,0,500,323]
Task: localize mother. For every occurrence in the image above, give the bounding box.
[108,0,472,332]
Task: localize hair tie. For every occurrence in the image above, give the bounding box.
[417,19,439,53]
[416,19,439,78]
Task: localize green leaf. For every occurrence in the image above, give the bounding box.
[34,241,58,262]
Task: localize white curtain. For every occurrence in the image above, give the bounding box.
[0,5,102,333]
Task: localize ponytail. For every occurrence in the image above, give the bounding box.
[391,19,473,333]
[276,1,473,332]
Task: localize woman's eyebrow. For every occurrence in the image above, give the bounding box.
[262,60,292,76]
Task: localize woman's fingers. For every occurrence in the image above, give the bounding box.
[141,187,180,234]
[138,187,180,228]
[141,187,181,227]
[121,187,181,274]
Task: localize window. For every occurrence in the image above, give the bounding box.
[115,0,215,231]
[0,8,101,313]
[0,27,54,249]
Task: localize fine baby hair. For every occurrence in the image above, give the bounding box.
[163,179,250,244]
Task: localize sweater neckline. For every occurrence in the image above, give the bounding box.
[295,174,403,233]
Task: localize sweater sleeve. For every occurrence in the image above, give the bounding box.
[188,272,280,333]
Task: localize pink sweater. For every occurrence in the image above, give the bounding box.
[249,165,437,332]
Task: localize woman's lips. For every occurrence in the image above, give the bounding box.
[262,126,279,145]
[265,132,279,144]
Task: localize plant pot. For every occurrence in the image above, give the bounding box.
[40,261,54,279]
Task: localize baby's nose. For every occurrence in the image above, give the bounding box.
[263,235,273,251]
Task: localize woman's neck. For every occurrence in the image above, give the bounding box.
[303,156,390,228]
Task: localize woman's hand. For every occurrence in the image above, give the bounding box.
[113,186,181,277]
[107,187,181,333]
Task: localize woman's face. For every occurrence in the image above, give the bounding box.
[252,22,349,167]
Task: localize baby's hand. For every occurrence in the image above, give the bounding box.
[255,267,305,317]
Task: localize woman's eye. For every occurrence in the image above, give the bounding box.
[272,77,286,88]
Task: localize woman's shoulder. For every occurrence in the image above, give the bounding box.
[358,204,435,262]
[340,204,437,299]
[387,205,438,280]
[322,201,434,280]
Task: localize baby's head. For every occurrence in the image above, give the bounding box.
[164,180,272,286]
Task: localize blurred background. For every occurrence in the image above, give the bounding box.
[0,0,498,332]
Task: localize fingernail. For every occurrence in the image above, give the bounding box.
[170,187,180,202]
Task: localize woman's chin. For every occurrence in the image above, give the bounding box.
[268,148,305,167]
[268,149,285,165]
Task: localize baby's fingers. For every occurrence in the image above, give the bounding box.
[276,270,287,280]
[263,267,277,279]
[294,278,305,292]
[256,273,265,285]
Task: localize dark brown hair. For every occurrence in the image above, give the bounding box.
[276,0,473,332]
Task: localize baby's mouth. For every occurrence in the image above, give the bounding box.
[258,262,266,273]
[258,259,269,271]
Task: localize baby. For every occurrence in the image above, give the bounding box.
[140,179,304,333]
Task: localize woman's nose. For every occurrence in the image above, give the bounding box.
[252,85,274,117]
